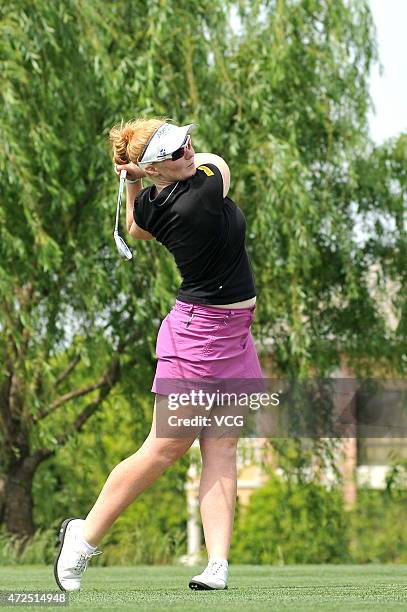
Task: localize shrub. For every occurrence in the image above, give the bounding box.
[0,526,57,565]
[348,461,407,563]
[230,474,350,564]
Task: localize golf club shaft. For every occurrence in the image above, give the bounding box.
[114,170,127,234]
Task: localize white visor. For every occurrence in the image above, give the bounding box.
[137,123,197,167]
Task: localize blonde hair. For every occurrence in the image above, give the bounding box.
[109,116,170,165]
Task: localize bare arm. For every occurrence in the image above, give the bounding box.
[125,180,154,241]
[194,153,230,198]
[125,180,142,232]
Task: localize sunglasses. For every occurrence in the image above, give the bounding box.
[113,170,133,261]
[167,134,192,161]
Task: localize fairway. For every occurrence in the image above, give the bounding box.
[1,565,406,611]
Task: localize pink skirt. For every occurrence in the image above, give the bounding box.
[151,299,266,396]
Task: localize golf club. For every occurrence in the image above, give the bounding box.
[113,169,133,260]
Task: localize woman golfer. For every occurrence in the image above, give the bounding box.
[54,118,264,592]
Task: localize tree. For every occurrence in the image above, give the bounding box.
[219,0,403,377]
[1,0,405,540]
[0,0,231,536]
[226,0,405,486]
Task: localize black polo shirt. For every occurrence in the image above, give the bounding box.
[133,163,256,305]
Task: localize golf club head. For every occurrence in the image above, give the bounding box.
[114,232,133,260]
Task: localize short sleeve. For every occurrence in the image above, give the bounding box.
[133,198,147,231]
[196,163,224,202]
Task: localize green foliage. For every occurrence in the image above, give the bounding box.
[32,389,151,526]
[349,458,407,564]
[231,457,407,566]
[385,457,407,495]
[4,456,407,566]
[0,525,56,565]
[231,474,349,564]
[98,446,190,565]
[100,518,186,567]
[1,0,405,541]
[348,487,407,564]
[31,388,189,564]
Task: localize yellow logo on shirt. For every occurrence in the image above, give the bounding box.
[198,165,214,176]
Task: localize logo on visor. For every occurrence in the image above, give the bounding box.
[156,125,172,139]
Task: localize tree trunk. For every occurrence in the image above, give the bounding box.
[0,476,5,524]
[0,342,121,539]
[3,458,36,537]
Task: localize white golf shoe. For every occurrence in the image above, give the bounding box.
[189,558,229,590]
[54,518,102,592]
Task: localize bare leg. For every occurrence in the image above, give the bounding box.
[198,436,239,560]
[83,395,197,546]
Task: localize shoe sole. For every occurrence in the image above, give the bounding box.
[189,580,228,590]
[53,518,77,592]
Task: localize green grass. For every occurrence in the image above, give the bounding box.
[0,565,406,611]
